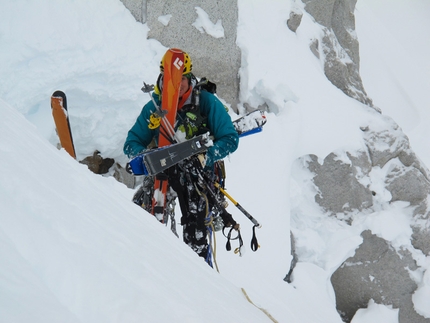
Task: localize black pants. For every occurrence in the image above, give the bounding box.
[168,166,210,261]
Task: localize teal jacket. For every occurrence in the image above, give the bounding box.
[123,90,239,167]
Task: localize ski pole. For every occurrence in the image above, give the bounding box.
[213,182,261,228]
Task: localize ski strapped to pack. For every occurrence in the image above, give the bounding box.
[233,109,267,138]
[127,133,213,176]
[143,48,185,221]
[141,82,180,144]
[127,108,267,177]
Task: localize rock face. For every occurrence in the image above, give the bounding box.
[120,0,146,23]
[122,0,372,112]
[295,114,430,322]
[120,0,241,111]
[307,118,430,222]
[118,2,430,321]
[80,151,137,189]
[80,151,114,175]
[284,3,430,320]
[287,7,303,33]
[289,0,374,108]
[331,230,424,323]
[307,152,373,218]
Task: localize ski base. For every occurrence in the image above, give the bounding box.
[51,90,76,159]
[128,110,267,176]
[233,109,267,137]
[129,133,212,176]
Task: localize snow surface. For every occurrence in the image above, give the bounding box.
[1,0,429,322]
[351,299,399,323]
[192,7,225,38]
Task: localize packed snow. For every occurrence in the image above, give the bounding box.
[1,0,429,322]
[192,6,225,38]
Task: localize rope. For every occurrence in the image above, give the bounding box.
[204,212,219,273]
[241,288,279,323]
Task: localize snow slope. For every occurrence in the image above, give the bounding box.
[0,99,273,322]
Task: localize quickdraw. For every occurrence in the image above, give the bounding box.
[224,226,244,256]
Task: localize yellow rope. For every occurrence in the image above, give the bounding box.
[241,288,279,323]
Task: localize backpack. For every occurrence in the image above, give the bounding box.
[175,75,217,140]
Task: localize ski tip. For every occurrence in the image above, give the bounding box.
[52,90,66,99]
[238,127,263,138]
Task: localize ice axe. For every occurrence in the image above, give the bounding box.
[213,182,261,251]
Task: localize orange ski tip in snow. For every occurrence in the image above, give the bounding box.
[51,91,76,159]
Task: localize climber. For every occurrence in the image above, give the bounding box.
[124,48,240,264]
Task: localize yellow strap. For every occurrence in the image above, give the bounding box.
[148,113,161,129]
[241,288,279,323]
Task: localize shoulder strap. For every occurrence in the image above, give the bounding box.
[154,73,163,97]
[191,77,217,111]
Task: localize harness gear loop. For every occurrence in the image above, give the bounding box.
[224,226,243,256]
[251,225,259,251]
